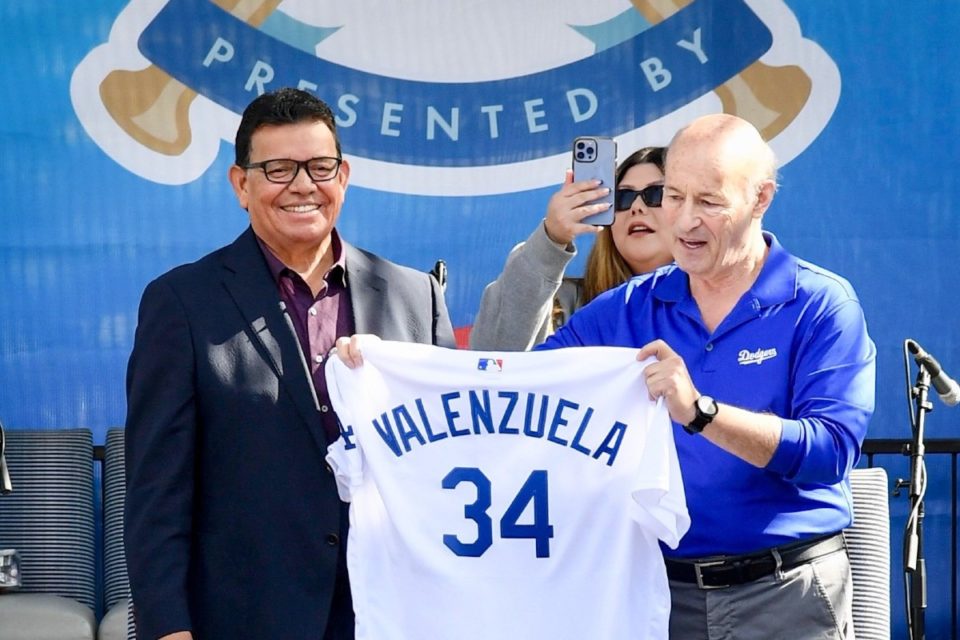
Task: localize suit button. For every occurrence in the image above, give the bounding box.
[325,463,334,474]
[326,533,340,546]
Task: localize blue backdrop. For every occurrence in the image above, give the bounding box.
[1,1,958,636]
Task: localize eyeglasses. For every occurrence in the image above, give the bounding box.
[242,156,342,183]
[615,184,663,211]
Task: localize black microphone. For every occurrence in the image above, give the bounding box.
[907,339,960,407]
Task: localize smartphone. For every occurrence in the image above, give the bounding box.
[572,136,617,226]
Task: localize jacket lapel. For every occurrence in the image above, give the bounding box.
[219,228,328,453]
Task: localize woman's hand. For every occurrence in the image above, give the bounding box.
[543,169,610,246]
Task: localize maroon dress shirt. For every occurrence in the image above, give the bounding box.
[258,232,355,442]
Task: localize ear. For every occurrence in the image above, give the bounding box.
[752,180,776,219]
[338,157,351,194]
[228,164,249,210]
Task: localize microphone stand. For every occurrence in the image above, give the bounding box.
[903,365,931,640]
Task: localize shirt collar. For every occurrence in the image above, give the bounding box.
[255,229,347,288]
[653,231,797,308]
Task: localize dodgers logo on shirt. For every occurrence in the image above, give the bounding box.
[70,0,839,194]
[738,347,778,366]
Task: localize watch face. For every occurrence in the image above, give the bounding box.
[696,395,717,417]
[683,395,717,435]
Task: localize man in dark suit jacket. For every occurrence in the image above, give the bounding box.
[124,88,455,640]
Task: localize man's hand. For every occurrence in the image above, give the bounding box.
[636,339,699,427]
[334,334,380,368]
[543,170,609,246]
[638,340,782,466]
[159,633,193,640]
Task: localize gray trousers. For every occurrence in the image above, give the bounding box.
[668,547,855,640]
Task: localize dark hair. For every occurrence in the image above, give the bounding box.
[616,146,665,183]
[234,87,341,166]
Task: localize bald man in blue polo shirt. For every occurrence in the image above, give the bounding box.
[539,114,875,639]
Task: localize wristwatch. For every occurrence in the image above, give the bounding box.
[684,395,718,435]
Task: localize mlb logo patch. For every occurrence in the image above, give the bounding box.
[477,358,503,372]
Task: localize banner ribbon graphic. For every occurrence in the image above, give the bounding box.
[137,0,771,166]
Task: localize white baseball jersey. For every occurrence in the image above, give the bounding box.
[325,339,689,640]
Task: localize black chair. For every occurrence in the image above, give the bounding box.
[0,428,97,640]
[98,428,135,640]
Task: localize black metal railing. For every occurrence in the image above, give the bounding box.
[863,438,960,640]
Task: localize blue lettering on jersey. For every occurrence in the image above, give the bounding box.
[416,397,447,444]
[569,407,594,456]
[593,421,628,466]
[373,412,403,457]
[394,404,427,453]
[441,391,471,437]
[547,398,579,446]
[338,419,357,450]
[496,391,520,435]
[468,390,496,435]
[523,392,549,438]
[366,390,635,465]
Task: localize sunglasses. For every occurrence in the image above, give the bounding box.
[615,184,663,211]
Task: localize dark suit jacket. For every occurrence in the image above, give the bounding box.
[125,227,455,640]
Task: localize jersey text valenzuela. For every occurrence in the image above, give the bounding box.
[339,389,630,465]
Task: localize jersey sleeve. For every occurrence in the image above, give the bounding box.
[627,370,690,549]
[324,355,366,502]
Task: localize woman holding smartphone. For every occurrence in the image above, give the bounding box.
[470,146,672,350]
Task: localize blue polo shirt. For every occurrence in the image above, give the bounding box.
[538,232,876,557]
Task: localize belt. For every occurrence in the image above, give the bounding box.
[665,533,846,590]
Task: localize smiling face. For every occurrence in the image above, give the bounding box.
[229,120,350,265]
[610,162,673,275]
